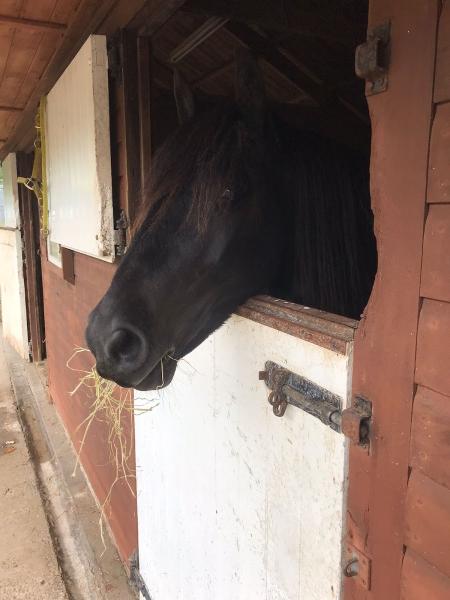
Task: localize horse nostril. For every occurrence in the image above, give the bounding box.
[105,328,145,365]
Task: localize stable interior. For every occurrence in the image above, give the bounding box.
[118,0,374,321]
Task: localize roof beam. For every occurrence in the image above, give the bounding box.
[128,0,189,36]
[224,22,368,125]
[184,0,363,46]
[0,15,67,32]
[170,16,228,63]
[0,106,23,112]
[0,0,119,161]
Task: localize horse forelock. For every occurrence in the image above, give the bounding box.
[132,103,263,236]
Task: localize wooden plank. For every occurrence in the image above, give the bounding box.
[128,0,188,35]
[0,15,66,32]
[410,386,450,490]
[97,0,147,35]
[184,0,363,46]
[428,103,450,203]
[0,28,46,106]
[421,205,450,301]
[401,549,450,600]
[405,470,450,578]
[345,2,439,599]
[16,152,46,362]
[0,0,119,161]
[137,36,152,197]
[120,29,141,225]
[40,247,138,563]
[416,299,450,397]
[434,0,450,103]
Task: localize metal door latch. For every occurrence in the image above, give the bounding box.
[259,362,372,446]
[355,21,391,95]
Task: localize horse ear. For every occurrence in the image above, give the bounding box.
[173,69,196,124]
[234,48,266,129]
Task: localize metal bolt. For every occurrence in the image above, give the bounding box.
[344,558,359,578]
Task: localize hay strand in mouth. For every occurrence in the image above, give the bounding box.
[66,347,157,553]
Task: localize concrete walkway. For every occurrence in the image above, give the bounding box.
[0,336,68,599]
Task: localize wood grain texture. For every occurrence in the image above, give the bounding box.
[404,470,450,578]
[345,2,439,599]
[416,299,450,397]
[41,251,138,563]
[434,0,450,103]
[401,549,450,600]
[428,103,450,204]
[410,386,450,490]
[421,204,450,301]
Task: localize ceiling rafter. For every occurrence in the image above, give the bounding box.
[0,106,23,112]
[0,14,67,32]
[0,0,120,161]
[224,22,368,125]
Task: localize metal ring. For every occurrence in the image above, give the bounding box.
[343,558,359,577]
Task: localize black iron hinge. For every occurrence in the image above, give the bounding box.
[114,210,129,257]
[129,551,152,600]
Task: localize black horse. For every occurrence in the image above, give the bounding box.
[86,52,376,391]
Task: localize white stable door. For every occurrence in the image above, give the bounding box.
[135,309,353,600]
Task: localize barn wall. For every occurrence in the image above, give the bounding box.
[401,2,450,596]
[346,1,441,599]
[39,61,138,563]
[41,252,137,562]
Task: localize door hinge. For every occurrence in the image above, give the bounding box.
[355,21,391,95]
[259,362,372,447]
[114,210,129,257]
[129,551,152,600]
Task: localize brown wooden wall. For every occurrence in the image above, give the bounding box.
[401,2,450,597]
[346,1,444,599]
[41,252,137,563]
[39,62,138,563]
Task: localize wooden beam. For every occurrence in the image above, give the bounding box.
[0,14,67,32]
[137,36,152,195]
[170,16,229,63]
[184,0,363,46]
[0,106,23,112]
[0,0,119,161]
[128,0,188,36]
[224,22,369,125]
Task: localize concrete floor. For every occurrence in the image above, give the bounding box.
[0,330,137,600]
[0,335,68,599]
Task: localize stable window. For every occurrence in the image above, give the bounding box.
[45,35,114,262]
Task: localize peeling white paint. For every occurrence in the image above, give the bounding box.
[135,315,351,600]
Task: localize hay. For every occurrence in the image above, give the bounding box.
[67,347,157,552]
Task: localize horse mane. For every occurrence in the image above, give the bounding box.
[132,102,376,319]
[132,103,253,235]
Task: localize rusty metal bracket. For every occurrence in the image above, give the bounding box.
[260,361,342,432]
[341,396,372,448]
[355,21,391,95]
[344,543,372,591]
[260,363,372,445]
